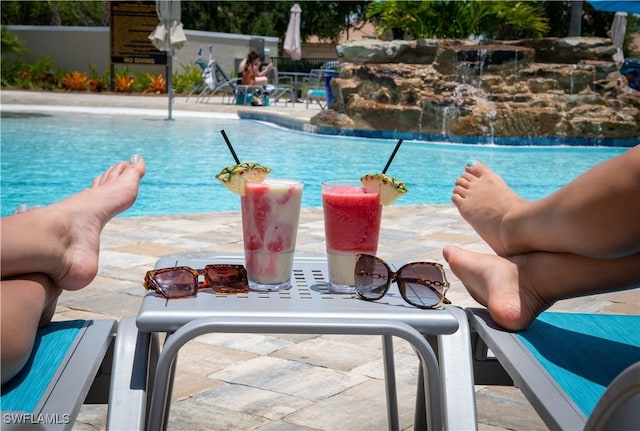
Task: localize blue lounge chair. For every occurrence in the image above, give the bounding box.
[1,319,116,430]
[467,308,640,430]
[305,69,327,109]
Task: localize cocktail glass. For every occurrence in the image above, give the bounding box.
[241,179,303,291]
[322,180,382,294]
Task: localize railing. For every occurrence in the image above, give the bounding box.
[274,57,339,74]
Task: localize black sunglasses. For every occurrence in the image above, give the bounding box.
[354,254,451,309]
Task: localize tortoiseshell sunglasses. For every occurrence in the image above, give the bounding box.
[354,254,451,309]
[144,264,249,298]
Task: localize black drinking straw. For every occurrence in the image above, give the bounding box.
[382,139,404,174]
[220,129,240,164]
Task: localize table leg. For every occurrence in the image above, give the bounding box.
[382,335,400,431]
[145,318,444,431]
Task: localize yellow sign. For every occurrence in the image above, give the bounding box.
[111,1,167,65]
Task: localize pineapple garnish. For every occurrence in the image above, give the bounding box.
[216,162,271,195]
[361,173,408,205]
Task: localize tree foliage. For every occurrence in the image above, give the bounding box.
[1,0,106,26]
[181,1,370,43]
[1,1,370,44]
[366,0,549,40]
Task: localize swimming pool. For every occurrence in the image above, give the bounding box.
[0,107,627,217]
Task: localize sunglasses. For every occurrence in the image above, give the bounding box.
[144,264,249,299]
[354,254,451,309]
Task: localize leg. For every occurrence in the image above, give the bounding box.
[1,273,62,384]
[443,245,640,331]
[453,146,640,258]
[0,156,145,291]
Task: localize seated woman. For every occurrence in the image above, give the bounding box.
[240,50,272,87]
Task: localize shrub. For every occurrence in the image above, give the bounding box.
[61,71,88,91]
[114,74,135,92]
[87,64,108,92]
[173,63,203,94]
[143,73,166,93]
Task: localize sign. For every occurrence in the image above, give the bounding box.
[111,1,167,65]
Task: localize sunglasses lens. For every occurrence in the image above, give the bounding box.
[205,265,249,293]
[354,255,389,300]
[398,264,446,308]
[153,269,196,298]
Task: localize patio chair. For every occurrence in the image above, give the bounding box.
[193,60,241,105]
[304,69,327,109]
[266,65,295,106]
[466,308,640,430]
[0,319,116,430]
[106,317,160,431]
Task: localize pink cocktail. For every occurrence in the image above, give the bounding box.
[322,180,382,293]
[241,179,303,291]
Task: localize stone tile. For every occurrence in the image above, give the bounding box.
[272,334,382,371]
[192,382,314,421]
[285,379,416,431]
[167,398,270,430]
[352,351,420,384]
[171,369,223,401]
[196,332,295,355]
[475,386,547,431]
[174,339,258,376]
[73,405,108,430]
[210,356,369,400]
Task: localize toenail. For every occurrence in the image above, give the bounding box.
[129,154,141,164]
[466,160,476,167]
[14,204,30,214]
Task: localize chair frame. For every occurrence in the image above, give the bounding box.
[1,319,116,431]
[466,308,640,431]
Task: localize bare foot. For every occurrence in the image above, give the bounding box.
[443,245,550,331]
[45,156,146,290]
[452,162,527,257]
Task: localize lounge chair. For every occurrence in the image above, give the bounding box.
[304,69,327,109]
[466,308,640,430]
[106,317,160,431]
[265,65,296,106]
[195,60,241,105]
[0,319,116,430]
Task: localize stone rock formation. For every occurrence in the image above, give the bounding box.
[311,38,639,144]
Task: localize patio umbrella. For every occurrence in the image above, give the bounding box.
[149,0,187,120]
[588,1,640,14]
[283,3,302,60]
[611,12,627,62]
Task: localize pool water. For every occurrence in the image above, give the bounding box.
[0,110,627,217]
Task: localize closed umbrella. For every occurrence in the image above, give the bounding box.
[611,12,627,63]
[283,3,302,60]
[149,0,187,120]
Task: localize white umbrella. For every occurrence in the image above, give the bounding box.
[149,0,187,120]
[149,0,186,51]
[611,12,627,63]
[283,3,302,60]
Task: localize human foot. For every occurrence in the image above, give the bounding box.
[443,245,550,331]
[48,155,146,291]
[452,162,527,256]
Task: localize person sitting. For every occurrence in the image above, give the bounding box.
[240,50,272,87]
[443,146,640,331]
[239,50,275,106]
[1,155,146,384]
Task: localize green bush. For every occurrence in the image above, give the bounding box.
[173,62,203,94]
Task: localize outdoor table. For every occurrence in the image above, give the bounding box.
[136,253,477,431]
